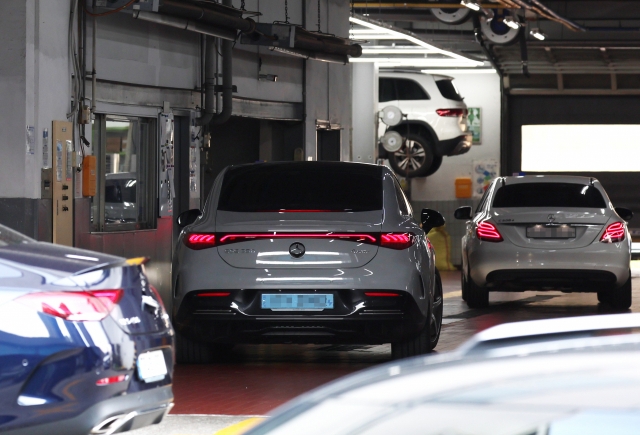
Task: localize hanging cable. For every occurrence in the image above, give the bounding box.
[317,0,321,32]
[285,0,290,24]
[241,0,246,11]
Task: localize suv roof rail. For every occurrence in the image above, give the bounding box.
[457,313,640,357]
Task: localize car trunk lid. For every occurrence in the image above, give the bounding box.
[492,208,610,249]
[215,211,382,269]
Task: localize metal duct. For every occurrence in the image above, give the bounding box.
[196,36,217,126]
[158,0,255,34]
[269,47,348,65]
[210,0,233,126]
[294,27,363,57]
[133,10,237,40]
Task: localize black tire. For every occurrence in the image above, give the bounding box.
[176,333,215,364]
[388,134,435,178]
[424,155,443,177]
[610,271,632,310]
[429,270,444,351]
[391,322,430,360]
[597,290,612,304]
[465,274,489,308]
[461,266,468,302]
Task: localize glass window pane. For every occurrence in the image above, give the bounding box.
[379,78,396,103]
[436,79,463,101]
[218,163,384,212]
[396,79,429,100]
[492,183,607,208]
[105,118,139,225]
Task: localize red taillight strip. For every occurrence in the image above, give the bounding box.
[601,222,625,243]
[218,233,378,244]
[436,108,467,117]
[476,221,503,242]
[197,292,231,297]
[96,375,127,386]
[364,292,400,297]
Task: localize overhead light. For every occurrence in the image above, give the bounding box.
[530,28,547,41]
[503,16,521,30]
[350,58,485,67]
[362,46,437,55]
[460,0,481,11]
[349,16,483,66]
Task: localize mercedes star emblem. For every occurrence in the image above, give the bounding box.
[289,242,305,258]
[548,214,556,223]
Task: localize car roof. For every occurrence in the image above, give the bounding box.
[246,314,640,435]
[226,161,388,174]
[503,174,598,185]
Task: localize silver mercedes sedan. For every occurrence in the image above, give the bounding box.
[172,162,445,362]
[455,175,632,309]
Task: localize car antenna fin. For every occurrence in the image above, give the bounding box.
[501,177,506,187]
[590,177,595,186]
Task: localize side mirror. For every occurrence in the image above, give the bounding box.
[454,206,473,220]
[177,209,202,227]
[421,208,445,232]
[615,207,633,222]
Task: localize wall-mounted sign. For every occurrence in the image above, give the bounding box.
[473,159,498,198]
[467,107,482,145]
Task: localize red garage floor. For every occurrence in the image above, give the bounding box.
[171,271,638,415]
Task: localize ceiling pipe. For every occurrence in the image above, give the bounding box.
[158,0,255,34]
[209,0,233,126]
[133,10,237,40]
[269,46,348,64]
[196,36,217,126]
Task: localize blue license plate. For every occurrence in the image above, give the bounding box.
[261,294,334,311]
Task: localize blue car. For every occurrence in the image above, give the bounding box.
[0,223,174,435]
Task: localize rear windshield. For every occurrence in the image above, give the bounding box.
[436,79,463,101]
[0,224,32,247]
[493,183,607,208]
[218,163,384,212]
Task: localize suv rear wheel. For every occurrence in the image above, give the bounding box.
[388,134,435,178]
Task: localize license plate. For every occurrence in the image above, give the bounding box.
[526,224,576,239]
[261,294,334,311]
[137,350,167,383]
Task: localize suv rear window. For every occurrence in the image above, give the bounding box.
[379,78,429,102]
[435,79,463,101]
[218,163,384,212]
[492,183,607,208]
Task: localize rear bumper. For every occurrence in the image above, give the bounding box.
[468,238,630,289]
[485,269,618,291]
[435,134,472,156]
[174,289,427,344]
[4,386,173,435]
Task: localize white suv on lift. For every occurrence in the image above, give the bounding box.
[379,71,472,177]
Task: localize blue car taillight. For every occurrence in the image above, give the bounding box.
[16,290,124,322]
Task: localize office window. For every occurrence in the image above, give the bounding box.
[91,115,157,232]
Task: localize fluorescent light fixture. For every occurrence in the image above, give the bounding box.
[421,68,497,74]
[522,125,640,172]
[349,16,483,67]
[461,0,481,11]
[503,16,521,30]
[530,28,547,41]
[350,58,482,67]
[362,47,437,55]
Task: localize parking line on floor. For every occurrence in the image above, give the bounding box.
[213,417,266,435]
[443,290,462,299]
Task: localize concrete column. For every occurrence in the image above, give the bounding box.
[351,62,377,164]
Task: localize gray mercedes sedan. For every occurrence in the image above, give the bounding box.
[172,162,445,362]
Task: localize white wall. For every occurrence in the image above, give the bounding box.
[412,72,501,201]
[0,0,71,200]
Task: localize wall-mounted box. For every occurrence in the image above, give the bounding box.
[455,177,472,199]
